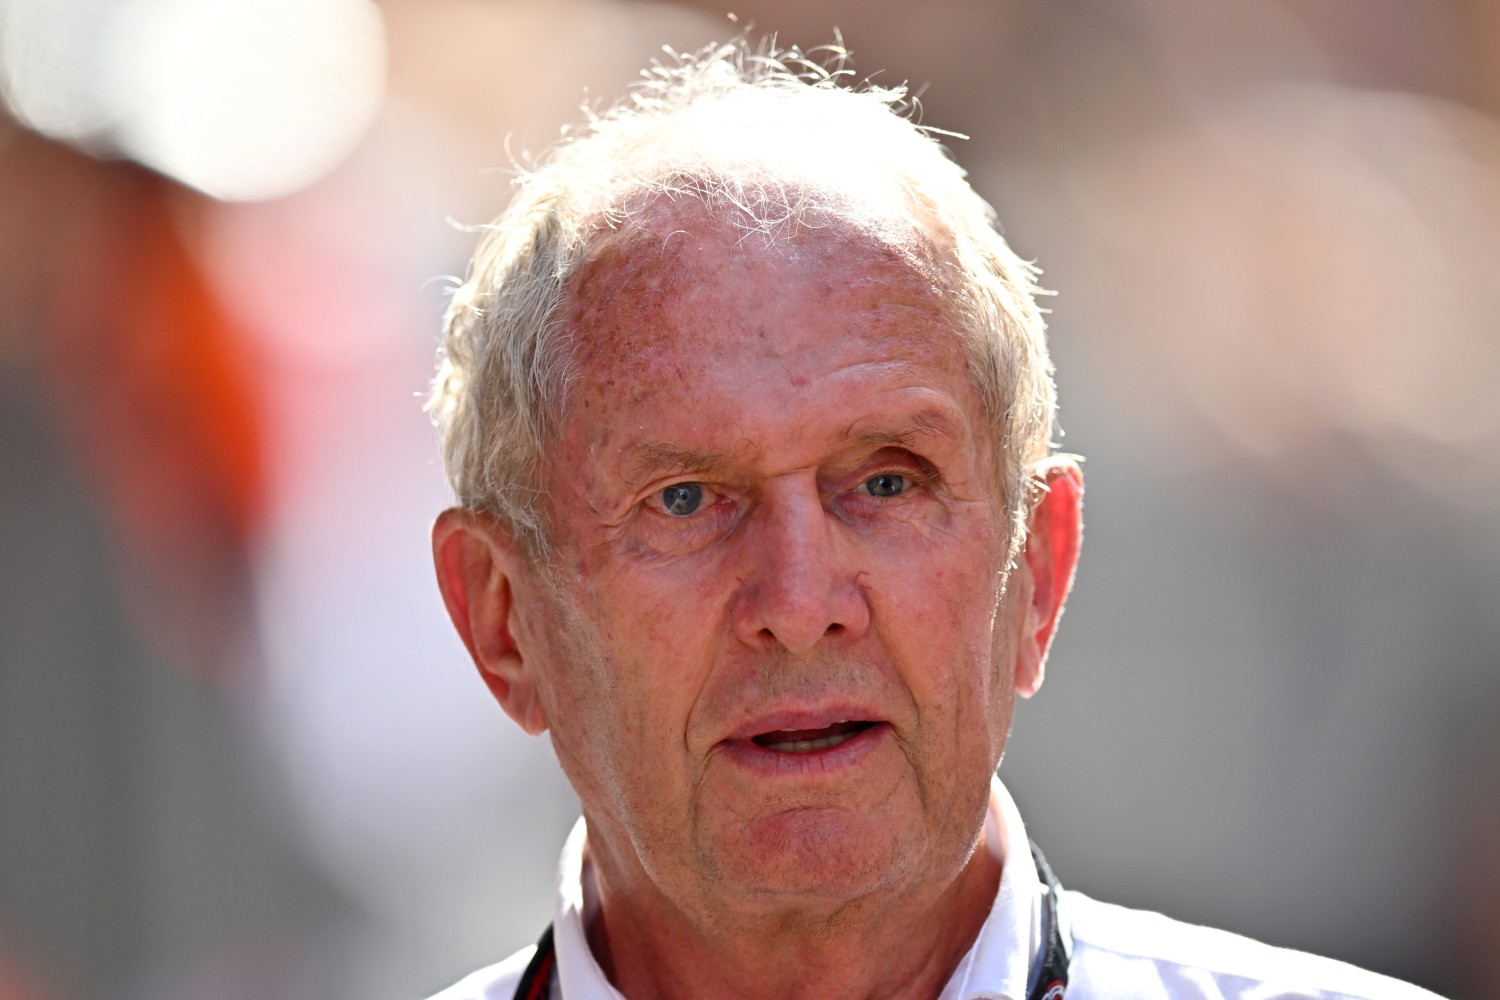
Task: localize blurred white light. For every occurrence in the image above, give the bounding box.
[0,0,385,200]
[108,0,385,200]
[0,0,122,143]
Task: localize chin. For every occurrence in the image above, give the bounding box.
[698,806,928,904]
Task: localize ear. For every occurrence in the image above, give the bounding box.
[1012,460,1083,699]
[431,508,548,735]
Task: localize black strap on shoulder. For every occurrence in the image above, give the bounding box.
[512,923,556,1000]
[512,843,1071,1000]
[1027,841,1071,1000]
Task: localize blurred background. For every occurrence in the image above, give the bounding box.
[1,0,1497,997]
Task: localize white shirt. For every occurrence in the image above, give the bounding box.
[426,780,1441,1000]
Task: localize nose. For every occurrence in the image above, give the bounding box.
[731,479,871,654]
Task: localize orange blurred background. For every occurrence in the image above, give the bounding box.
[2,2,1498,997]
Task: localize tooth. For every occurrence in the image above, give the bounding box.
[763,729,858,754]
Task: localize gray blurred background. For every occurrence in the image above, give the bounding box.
[1,1,1497,997]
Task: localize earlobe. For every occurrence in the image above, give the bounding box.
[431,508,549,735]
[1013,461,1083,699]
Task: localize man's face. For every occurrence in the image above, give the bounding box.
[502,201,1038,919]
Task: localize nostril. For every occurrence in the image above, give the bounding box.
[824,623,845,636]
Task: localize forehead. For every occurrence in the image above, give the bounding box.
[560,196,969,389]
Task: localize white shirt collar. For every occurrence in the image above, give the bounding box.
[550,777,1044,1000]
[938,778,1047,1000]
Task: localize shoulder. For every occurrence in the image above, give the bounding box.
[423,943,536,1000]
[1064,891,1443,1000]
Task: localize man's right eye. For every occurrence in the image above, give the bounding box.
[660,483,704,517]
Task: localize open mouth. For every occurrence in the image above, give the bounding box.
[749,720,878,754]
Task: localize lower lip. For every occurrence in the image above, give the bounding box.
[720,722,891,776]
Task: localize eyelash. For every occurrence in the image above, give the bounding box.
[648,464,933,518]
[632,460,936,557]
[866,456,938,491]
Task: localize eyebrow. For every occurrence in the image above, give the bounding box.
[841,406,967,450]
[616,405,969,485]
[618,441,747,486]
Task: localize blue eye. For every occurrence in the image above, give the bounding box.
[865,474,907,498]
[661,483,704,516]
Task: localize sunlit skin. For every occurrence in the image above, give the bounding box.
[434,195,1082,1000]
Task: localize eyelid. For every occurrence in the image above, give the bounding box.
[642,479,731,516]
[632,479,745,556]
[832,454,935,507]
[856,450,937,485]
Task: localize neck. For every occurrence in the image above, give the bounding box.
[584,831,1002,1000]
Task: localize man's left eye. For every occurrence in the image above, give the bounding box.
[864,474,907,498]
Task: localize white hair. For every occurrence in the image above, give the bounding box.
[430,38,1058,555]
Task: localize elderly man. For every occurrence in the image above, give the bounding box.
[425,41,1435,1000]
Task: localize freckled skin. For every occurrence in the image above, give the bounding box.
[489,198,1061,1000]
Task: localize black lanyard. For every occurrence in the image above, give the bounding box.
[513,841,1071,1000]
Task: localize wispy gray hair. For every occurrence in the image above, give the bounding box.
[430,38,1058,556]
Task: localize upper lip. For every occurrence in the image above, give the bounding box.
[723,705,886,743]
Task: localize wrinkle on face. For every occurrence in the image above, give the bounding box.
[520,191,1023,930]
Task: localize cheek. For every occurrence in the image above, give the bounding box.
[553,548,730,759]
[522,585,616,747]
[875,532,1012,709]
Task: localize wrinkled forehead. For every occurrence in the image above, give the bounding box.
[560,189,964,366]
